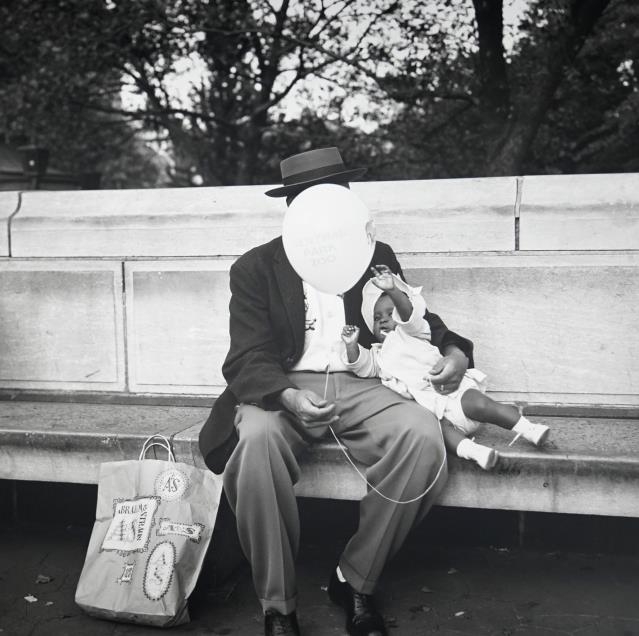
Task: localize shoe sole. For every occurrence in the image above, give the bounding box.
[479,450,499,470]
[534,428,550,446]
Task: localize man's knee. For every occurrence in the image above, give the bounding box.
[388,403,444,464]
[225,405,301,491]
[391,402,440,442]
[236,405,282,443]
[233,405,298,465]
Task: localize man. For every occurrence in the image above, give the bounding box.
[199,147,474,636]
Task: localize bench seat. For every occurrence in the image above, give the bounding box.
[1,400,637,517]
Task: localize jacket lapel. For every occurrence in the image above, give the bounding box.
[273,239,306,355]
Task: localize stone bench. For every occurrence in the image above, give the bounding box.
[1,399,638,516]
[1,174,638,517]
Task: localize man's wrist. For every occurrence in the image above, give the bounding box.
[278,387,298,410]
[443,344,468,361]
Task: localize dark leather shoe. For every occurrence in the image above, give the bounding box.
[264,609,301,636]
[327,570,387,636]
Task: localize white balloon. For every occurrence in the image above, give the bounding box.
[282,184,375,294]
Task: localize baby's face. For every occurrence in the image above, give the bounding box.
[372,295,397,342]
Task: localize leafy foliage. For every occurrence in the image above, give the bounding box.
[358,0,638,177]
[0,0,636,187]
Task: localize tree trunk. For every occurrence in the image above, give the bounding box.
[487,0,612,176]
[472,0,510,117]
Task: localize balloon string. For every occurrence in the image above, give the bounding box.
[323,362,331,401]
[323,362,447,505]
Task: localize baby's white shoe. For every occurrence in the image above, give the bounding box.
[510,417,550,447]
[457,438,499,470]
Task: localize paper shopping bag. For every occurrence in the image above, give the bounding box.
[75,435,223,627]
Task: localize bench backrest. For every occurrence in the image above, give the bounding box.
[1,174,638,408]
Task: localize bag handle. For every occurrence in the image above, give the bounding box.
[139,434,175,462]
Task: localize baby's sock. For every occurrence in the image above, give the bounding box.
[456,438,499,470]
[510,416,550,447]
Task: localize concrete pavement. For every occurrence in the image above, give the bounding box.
[2,496,639,636]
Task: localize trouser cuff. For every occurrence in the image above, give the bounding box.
[260,595,297,615]
[338,556,378,595]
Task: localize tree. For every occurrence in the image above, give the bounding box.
[0,0,170,187]
[71,0,405,186]
[486,0,613,175]
[1,0,636,186]
[354,0,637,177]
[529,0,639,174]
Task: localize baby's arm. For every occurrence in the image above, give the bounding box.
[371,264,430,339]
[370,265,413,321]
[341,325,361,363]
[341,325,378,377]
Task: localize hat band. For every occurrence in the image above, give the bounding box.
[281,162,347,186]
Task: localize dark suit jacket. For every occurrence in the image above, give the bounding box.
[199,236,474,473]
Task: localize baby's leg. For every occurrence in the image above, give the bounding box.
[441,418,466,455]
[460,389,519,429]
[460,389,550,446]
[441,418,498,471]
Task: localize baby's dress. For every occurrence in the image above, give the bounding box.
[345,278,487,435]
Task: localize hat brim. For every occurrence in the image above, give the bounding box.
[264,167,366,197]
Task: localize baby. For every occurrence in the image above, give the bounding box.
[341,265,550,470]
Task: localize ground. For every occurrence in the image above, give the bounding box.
[1,490,639,635]
[0,482,639,636]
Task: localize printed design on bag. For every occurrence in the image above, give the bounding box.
[117,562,135,584]
[143,541,176,601]
[101,496,160,554]
[155,468,189,501]
[157,518,204,543]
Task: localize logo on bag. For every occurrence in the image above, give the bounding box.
[101,496,160,553]
[157,519,204,543]
[117,562,135,584]
[143,541,175,601]
[155,468,189,501]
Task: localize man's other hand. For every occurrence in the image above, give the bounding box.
[427,347,468,395]
[279,388,338,426]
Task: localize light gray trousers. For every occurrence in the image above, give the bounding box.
[222,372,448,614]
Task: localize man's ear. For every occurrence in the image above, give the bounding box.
[365,219,376,246]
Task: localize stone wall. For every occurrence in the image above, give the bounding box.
[1,174,638,406]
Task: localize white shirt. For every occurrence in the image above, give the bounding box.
[291,282,350,373]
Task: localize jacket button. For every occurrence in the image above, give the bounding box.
[285,356,294,364]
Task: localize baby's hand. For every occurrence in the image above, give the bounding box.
[341,325,360,345]
[370,264,395,291]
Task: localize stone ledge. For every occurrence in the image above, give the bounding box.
[1,253,637,404]
[7,174,639,256]
[0,402,208,483]
[1,402,638,517]
[0,260,126,391]
[519,173,639,250]
[10,178,517,257]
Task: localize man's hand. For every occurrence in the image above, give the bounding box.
[279,388,338,427]
[427,347,468,395]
